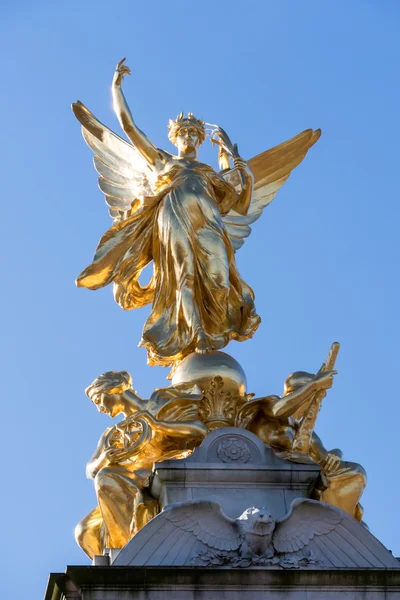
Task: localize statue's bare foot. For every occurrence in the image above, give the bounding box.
[195,332,211,354]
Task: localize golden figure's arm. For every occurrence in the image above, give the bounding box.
[210,125,253,216]
[123,389,149,413]
[262,374,332,420]
[232,157,254,216]
[141,412,207,439]
[112,59,165,170]
[85,428,112,479]
[309,433,343,474]
[221,129,321,252]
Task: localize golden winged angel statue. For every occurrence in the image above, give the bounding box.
[73,59,320,367]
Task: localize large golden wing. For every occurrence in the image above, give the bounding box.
[72,101,156,223]
[222,129,321,250]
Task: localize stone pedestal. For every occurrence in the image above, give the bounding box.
[151,427,320,519]
[45,566,400,599]
[45,428,400,600]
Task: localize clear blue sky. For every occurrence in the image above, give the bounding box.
[2,1,400,598]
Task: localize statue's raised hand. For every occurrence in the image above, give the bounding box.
[113,58,131,88]
[313,369,337,391]
[234,156,253,181]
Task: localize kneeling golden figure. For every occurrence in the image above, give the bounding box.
[75,371,207,559]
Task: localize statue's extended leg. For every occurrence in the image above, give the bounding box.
[75,506,105,559]
[95,467,143,548]
[314,461,367,520]
[133,490,159,534]
[309,433,367,520]
[170,208,229,354]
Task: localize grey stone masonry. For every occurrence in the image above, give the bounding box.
[45,566,400,599]
[151,427,321,519]
[44,428,400,600]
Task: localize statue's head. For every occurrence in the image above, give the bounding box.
[85,370,132,417]
[168,112,206,153]
[283,371,314,396]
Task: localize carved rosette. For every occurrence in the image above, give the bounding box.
[217,437,251,463]
[198,376,249,431]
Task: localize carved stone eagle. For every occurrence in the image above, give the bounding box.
[113,497,400,569]
[160,498,340,567]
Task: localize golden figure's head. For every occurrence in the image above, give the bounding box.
[168,112,206,153]
[85,370,132,417]
[283,371,314,396]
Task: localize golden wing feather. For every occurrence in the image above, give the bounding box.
[248,128,321,190]
[222,129,321,251]
[72,101,155,222]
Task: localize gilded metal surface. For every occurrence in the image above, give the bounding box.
[168,347,366,521]
[73,59,320,367]
[72,61,367,557]
[170,350,247,395]
[292,342,340,453]
[236,345,366,521]
[198,376,249,431]
[75,370,207,558]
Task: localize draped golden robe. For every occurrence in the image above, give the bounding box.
[77,160,260,366]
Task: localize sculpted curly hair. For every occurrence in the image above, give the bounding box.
[85,370,132,399]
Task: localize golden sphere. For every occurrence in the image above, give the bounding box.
[171,351,247,397]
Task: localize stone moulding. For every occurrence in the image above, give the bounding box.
[45,567,400,600]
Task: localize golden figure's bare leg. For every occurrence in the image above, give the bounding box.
[95,467,143,548]
[195,329,212,354]
[75,506,104,559]
[318,463,367,520]
[177,270,212,355]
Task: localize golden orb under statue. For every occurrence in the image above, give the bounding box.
[171,351,247,397]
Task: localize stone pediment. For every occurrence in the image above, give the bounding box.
[114,497,399,569]
[112,429,399,570]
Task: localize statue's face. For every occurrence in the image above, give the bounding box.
[175,125,200,154]
[92,392,120,418]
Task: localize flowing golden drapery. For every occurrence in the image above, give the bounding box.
[77,160,260,366]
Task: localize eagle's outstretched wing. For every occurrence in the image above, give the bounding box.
[273,498,400,568]
[113,500,241,567]
[222,129,321,250]
[273,498,341,554]
[72,101,156,223]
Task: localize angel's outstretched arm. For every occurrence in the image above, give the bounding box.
[112,59,165,170]
[233,156,253,215]
[211,126,253,216]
